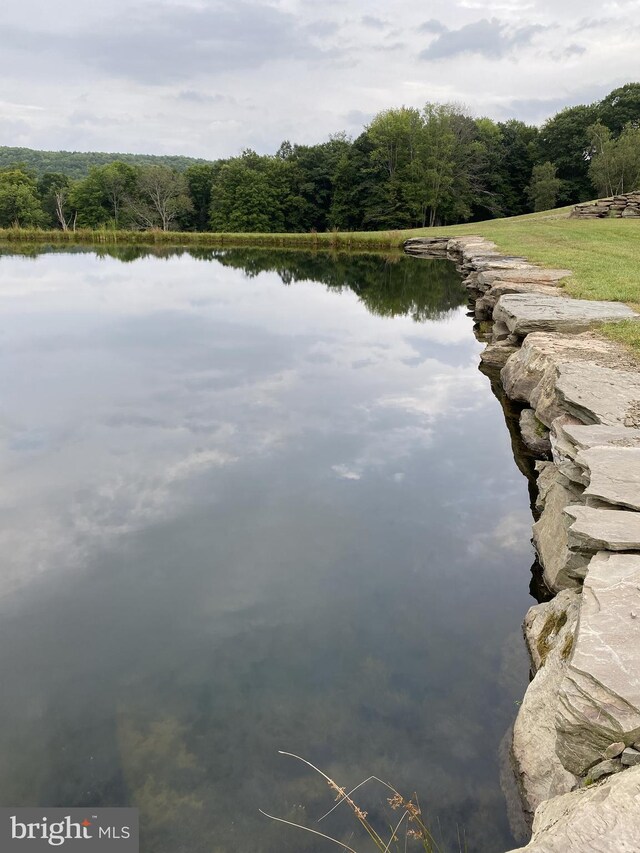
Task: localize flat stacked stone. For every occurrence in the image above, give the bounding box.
[555,552,640,775]
[532,464,589,590]
[551,421,640,487]
[579,446,640,510]
[553,421,640,456]
[507,764,640,852]
[565,505,640,551]
[477,283,547,318]
[477,267,571,288]
[403,236,450,257]
[535,423,640,590]
[493,293,638,337]
[500,332,640,428]
[571,191,640,219]
[504,340,640,586]
[511,590,580,819]
[555,362,640,427]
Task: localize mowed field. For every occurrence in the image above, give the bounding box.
[423,210,640,351]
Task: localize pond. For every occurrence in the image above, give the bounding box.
[0,247,535,852]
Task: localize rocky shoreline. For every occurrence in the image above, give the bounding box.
[405,235,640,852]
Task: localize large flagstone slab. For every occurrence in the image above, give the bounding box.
[494,293,638,337]
[507,764,640,852]
[556,551,640,775]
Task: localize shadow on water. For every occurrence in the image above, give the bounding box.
[477,360,554,607]
[471,315,553,848]
[473,318,553,609]
[0,247,538,853]
[0,243,467,323]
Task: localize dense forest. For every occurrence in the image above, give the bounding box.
[0,83,639,233]
[0,148,208,180]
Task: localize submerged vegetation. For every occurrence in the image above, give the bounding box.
[261,752,457,852]
[0,83,639,234]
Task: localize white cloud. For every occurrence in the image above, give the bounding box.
[332,464,361,480]
[0,252,480,596]
[0,0,637,156]
[468,511,533,556]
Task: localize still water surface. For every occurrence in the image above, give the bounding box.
[0,248,534,852]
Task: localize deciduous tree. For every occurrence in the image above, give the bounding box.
[527,162,562,211]
[37,172,73,229]
[210,153,284,233]
[0,167,45,227]
[589,122,640,196]
[537,105,597,203]
[128,166,193,231]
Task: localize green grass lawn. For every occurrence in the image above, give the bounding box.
[412,209,640,353]
[424,209,640,304]
[2,208,639,348]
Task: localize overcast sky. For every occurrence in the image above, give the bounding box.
[1,0,639,160]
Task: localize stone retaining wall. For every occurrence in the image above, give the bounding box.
[404,235,640,851]
[571,191,640,218]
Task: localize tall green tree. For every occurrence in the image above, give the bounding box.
[68,166,116,228]
[210,152,285,233]
[184,163,221,231]
[277,135,351,232]
[444,111,487,223]
[493,120,539,217]
[329,133,378,230]
[527,162,562,211]
[598,83,640,136]
[100,162,137,227]
[0,167,45,227]
[37,172,73,228]
[404,104,482,228]
[589,122,640,196]
[468,118,505,220]
[366,107,423,228]
[537,105,598,203]
[367,107,423,180]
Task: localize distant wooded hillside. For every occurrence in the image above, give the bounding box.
[0,147,211,179]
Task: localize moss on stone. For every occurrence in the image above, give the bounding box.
[537,609,568,666]
[561,632,575,661]
[534,415,548,438]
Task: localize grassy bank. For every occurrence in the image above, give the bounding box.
[430,211,640,304]
[2,208,639,302]
[421,210,640,352]
[0,226,408,251]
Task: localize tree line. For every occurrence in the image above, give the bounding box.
[0,83,638,233]
[0,147,207,180]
